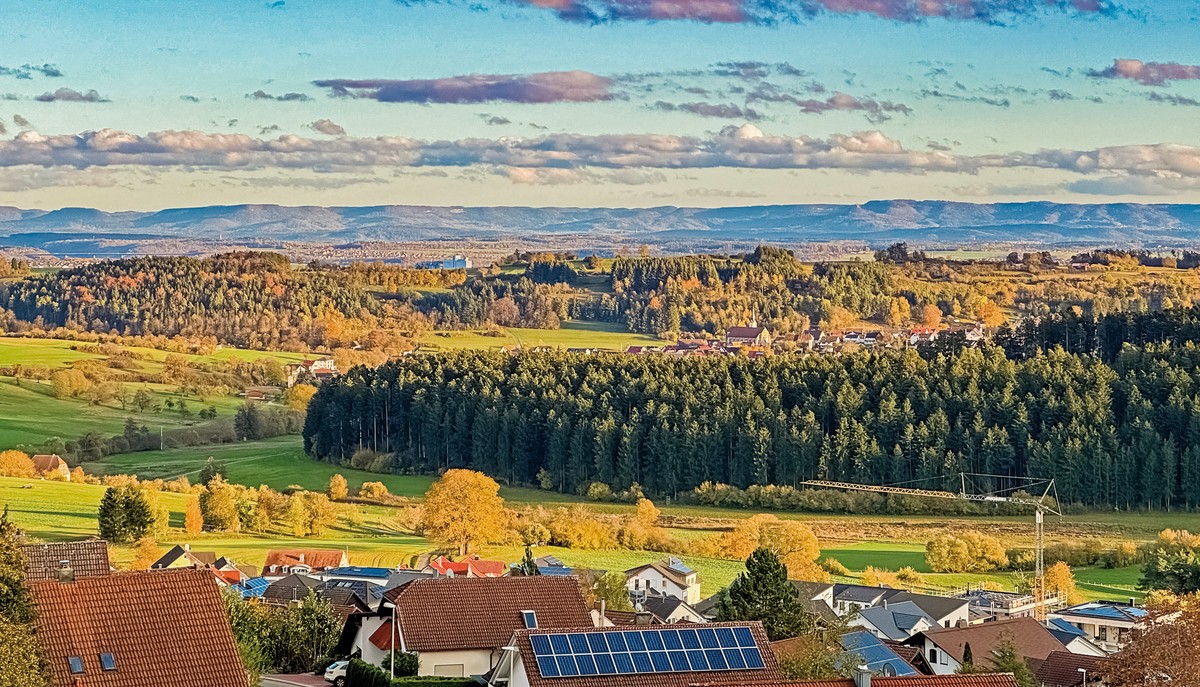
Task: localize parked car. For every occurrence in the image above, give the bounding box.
[324,660,349,687]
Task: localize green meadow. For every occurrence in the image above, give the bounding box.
[418,321,662,352]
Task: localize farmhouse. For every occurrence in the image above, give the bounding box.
[425,553,508,578]
[29,567,247,687]
[32,453,70,480]
[849,601,936,641]
[350,575,593,676]
[286,357,338,387]
[626,557,701,605]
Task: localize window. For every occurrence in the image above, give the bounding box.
[68,657,84,674]
[433,664,464,677]
[523,610,538,629]
[100,653,116,671]
[928,649,938,665]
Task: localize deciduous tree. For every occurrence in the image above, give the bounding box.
[420,469,508,555]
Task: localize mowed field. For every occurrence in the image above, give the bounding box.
[418,321,662,352]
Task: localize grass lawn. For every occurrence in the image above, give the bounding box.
[0,336,305,370]
[419,321,662,352]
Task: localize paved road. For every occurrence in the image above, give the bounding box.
[262,674,328,687]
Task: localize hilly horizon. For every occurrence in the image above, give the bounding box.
[5,200,1200,252]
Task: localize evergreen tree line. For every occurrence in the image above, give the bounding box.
[303,345,1200,510]
[995,306,1200,363]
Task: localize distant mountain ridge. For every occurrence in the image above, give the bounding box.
[4,201,1200,247]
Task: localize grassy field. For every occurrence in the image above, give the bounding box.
[0,337,310,448]
[418,321,662,352]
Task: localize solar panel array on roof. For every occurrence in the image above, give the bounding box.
[839,631,918,677]
[529,626,765,679]
[1067,604,1148,620]
[233,576,270,598]
[665,558,694,575]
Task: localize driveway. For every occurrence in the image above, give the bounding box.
[262,675,329,687]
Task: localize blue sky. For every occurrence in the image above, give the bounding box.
[3,0,1200,209]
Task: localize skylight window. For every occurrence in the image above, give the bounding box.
[523,610,538,629]
[100,653,117,671]
[68,657,84,674]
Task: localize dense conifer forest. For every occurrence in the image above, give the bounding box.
[303,342,1200,511]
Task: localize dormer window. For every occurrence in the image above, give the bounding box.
[68,657,84,674]
[100,653,117,671]
[522,610,538,629]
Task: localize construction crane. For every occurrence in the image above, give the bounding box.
[803,473,1060,621]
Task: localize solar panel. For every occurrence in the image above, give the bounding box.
[530,627,767,679]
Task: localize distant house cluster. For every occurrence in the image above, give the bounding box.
[623,322,987,359]
[416,254,473,270]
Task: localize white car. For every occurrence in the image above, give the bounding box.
[324,660,349,687]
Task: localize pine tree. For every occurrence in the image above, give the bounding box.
[715,548,810,641]
[517,546,540,576]
[97,487,128,543]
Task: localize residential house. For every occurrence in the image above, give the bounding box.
[726,323,772,348]
[885,592,972,629]
[741,676,1019,687]
[626,557,701,605]
[317,578,385,608]
[150,544,250,585]
[909,328,940,346]
[29,567,248,687]
[534,555,575,577]
[231,576,271,599]
[416,255,472,270]
[32,454,70,480]
[849,601,936,641]
[774,631,920,678]
[286,358,338,387]
[601,609,663,626]
[790,581,840,625]
[1031,650,1110,687]
[957,588,1055,622]
[352,575,594,676]
[1045,619,1108,656]
[638,593,708,624]
[1048,601,1152,653]
[485,622,781,687]
[21,540,111,581]
[262,548,349,577]
[384,568,440,591]
[908,617,1071,676]
[425,553,509,578]
[262,572,322,605]
[313,565,396,585]
[264,572,372,620]
[831,584,893,616]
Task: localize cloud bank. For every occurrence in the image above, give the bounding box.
[314,71,613,104]
[6,125,1200,191]
[1088,59,1200,86]
[394,0,1115,25]
[34,88,108,103]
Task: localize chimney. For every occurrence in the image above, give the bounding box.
[853,666,871,687]
[635,612,653,626]
[57,561,75,584]
[299,553,305,564]
[1129,597,1137,608]
[183,543,190,552]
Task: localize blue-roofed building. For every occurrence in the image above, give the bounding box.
[1049,601,1152,653]
[488,621,780,687]
[535,555,575,577]
[314,566,395,584]
[838,630,919,677]
[231,576,270,599]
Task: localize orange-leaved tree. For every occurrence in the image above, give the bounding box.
[420,469,509,555]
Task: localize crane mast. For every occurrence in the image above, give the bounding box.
[802,475,1059,622]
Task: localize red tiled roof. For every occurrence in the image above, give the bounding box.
[727,676,1018,687]
[513,622,780,687]
[30,567,248,687]
[605,610,664,625]
[263,548,348,571]
[916,617,1066,669]
[22,540,111,581]
[427,554,507,577]
[377,576,592,652]
[1032,650,1109,687]
[727,327,766,339]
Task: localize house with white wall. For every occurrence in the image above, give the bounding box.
[626,558,700,605]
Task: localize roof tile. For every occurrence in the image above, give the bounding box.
[21,540,111,581]
[30,568,248,687]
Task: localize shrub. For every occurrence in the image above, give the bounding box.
[359,481,389,500]
[584,482,613,501]
[926,530,1009,573]
[819,557,850,576]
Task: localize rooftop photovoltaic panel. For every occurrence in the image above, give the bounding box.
[530,626,766,679]
[839,631,918,677]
